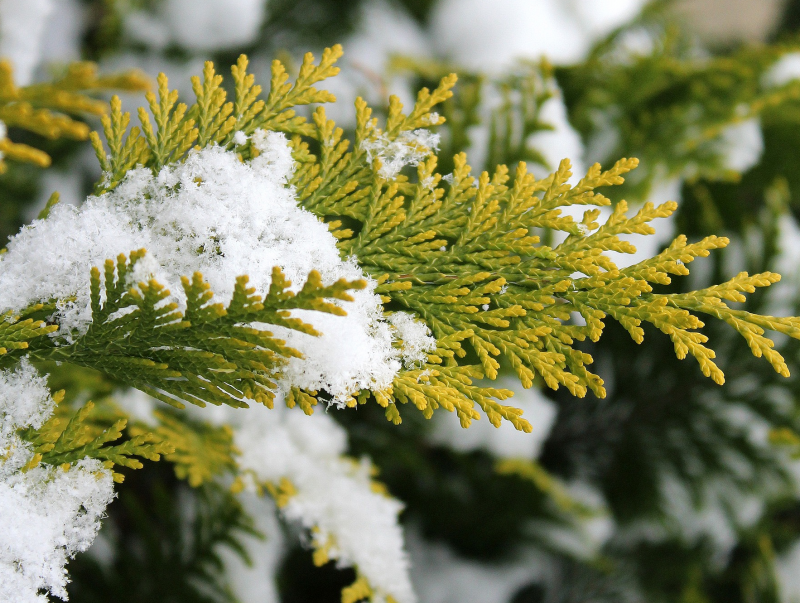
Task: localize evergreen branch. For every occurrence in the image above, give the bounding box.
[0,59,149,172]
[19,395,171,483]
[129,408,238,487]
[29,251,365,411]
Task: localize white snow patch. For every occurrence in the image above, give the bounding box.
[362,129,440,179]
[525,81,586,181]
[0,133,419,404]
[125,0,268,52]
[717,117,764,174]
[387,312,436,366]
[0,361,114,602]
[218,493,284,603]
[208,403,416,603]
[0,0,55,85]
[764,51,800,87]
[430,0,649,71]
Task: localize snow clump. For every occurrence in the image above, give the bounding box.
[0,360,114,602]
[204,402,416,603]
[0,131,433,403]
[124,0,268,52]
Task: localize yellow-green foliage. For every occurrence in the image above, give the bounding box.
[63,47,800,437]
[18,393,171,483]
[0,60,149,170]
[129,408,238,487]
[564,31,800,195]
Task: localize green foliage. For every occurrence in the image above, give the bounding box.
[66,475,260,603]
[560,25,800,199]
[91,48,342,193]
[0,306,57,355]
[81,48,800,436]
[18,394,171,482]
[24,250,364,410]
[0,59,149,170]
[130,408,239,487]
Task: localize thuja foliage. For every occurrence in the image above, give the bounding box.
[0,60,149,171]
[67,47,800,423]
[7,44,800,603]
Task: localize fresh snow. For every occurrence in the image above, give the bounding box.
[196,401,416,603]
[0,132,433,403]
[430,0,649,71]
[362,129,441,180]
[0,360,114,602]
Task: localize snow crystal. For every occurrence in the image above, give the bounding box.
[218,403,416,603]
[125,0,268,52]
[387,312,436,366]
[362,129,440,180]
[0,0,55,85]
[428,375,557,459]
[0,362,114,602]
[0,133,415,403]
[0,358,54,431]
[251,128,295,184]
[233,130,248,146]
[0,459,114,602]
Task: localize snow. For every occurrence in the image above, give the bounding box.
[125,0,269,52]
[217,493,284,603]
[716,117,764,174]
[0,360,114,602]
[525,81,586,180]
[208,403,416,603]
[0,133,425,404]
[37,0,85,67]
[429,375,557,459]
[0,358,54,434]
[764,51,800,87]
[0,0,55,85]
[362,129,441,179]
[430,0,649,71]
[407,530,548,603]
[386,312,436,367]
[777,539,800,603]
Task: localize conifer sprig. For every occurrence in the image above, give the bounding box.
[19,394,172,483]
[82,49,800,433]
[23,251,365,411]
[0,60,149,170]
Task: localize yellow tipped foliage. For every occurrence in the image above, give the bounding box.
[0,59,149,171]
[82,49,800,434]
